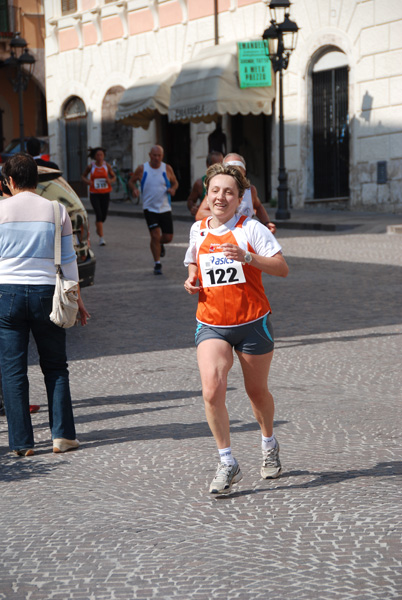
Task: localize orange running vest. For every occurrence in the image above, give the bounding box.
[89,163,111,194]
[196,215,271,326]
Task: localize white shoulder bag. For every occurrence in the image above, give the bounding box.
[49,201,79,328]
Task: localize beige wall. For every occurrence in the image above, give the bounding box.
[43,0,402,212]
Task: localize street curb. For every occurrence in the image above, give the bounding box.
[387,224,402,234]
[87,206,360,232]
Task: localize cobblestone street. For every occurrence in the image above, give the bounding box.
[1,212,401,600]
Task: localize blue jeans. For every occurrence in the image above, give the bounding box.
[0,284,76,451]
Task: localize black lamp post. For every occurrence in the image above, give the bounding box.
[3,33,36,152]
[263,0,298,220]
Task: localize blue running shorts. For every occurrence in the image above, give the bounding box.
[195,314,274,355]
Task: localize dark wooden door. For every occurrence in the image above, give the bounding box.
[64,97,87,197]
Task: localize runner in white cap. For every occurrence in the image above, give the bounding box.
[195,153,276,234]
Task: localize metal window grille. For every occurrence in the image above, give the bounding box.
[313,67,349,199]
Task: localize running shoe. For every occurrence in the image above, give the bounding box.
[53,438,80,453]
[13,448,34,457]
[160,243,166,258]
[209,459,243,495]
[99,237,106,246]
[153,263,162,275]
[261,439,282,479]
[29,405,40,414]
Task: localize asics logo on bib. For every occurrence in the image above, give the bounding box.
[208,256,234,266]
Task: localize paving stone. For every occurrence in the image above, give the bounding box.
[0,214,401,599]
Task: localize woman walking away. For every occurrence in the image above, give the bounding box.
[184,163,289,495]
[0,153,89,457]
[81,147,116,246]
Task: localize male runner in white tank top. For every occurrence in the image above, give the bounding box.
[129,145,179,275]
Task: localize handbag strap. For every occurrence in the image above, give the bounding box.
[51,201,62,269]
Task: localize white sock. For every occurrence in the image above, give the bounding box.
[155,261,161,265]
[218,446,235,466]
[262,433,276,451]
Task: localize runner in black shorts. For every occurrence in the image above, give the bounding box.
[143,209,174,235]
[129,146,179,275]
[81,147,115,246]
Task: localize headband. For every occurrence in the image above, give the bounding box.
[224,160,246,170]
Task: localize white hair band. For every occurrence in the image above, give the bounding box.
[224,160,246,169]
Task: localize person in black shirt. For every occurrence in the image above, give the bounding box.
[26,137,60,170]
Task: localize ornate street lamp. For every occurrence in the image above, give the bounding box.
[2,33,36,151]
[263,1,298,220]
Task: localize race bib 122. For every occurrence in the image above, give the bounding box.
[199,252,246,288]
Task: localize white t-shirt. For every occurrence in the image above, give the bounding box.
[238,188,254,218]
[184,214,281,267]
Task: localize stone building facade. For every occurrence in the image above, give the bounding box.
[0,0,47,151]
[43,0,402,212]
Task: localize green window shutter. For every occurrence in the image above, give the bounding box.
[0,0,9,32]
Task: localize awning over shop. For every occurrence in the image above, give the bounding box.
[168,42,275,124]
[115,68,178,129]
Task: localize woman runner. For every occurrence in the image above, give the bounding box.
[184,163,289,495]
[82,147,116,246]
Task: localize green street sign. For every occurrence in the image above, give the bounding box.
[237,41,272,89]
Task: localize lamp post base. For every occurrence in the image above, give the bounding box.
[275,208,291,220]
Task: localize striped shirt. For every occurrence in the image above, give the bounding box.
[0,191,78,285]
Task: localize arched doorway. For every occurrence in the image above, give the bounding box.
[0,71,47,152]
[312,50,349,200]
[63,96,87,196]
[101,86,132,169]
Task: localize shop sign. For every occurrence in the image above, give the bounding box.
[237,41,272,89]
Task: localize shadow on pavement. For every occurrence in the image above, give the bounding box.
[28,246,402,361]
[32,404,182,429]
[273,461,402,490]
[0,457,68,482]
[77,418,288,446]
[276,330,402,348]
[72,390,203,408]
[269,257,402,340]
[214,461,401,500]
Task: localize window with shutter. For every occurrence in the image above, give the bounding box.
[61,0,77,16]
[0,0,9,31]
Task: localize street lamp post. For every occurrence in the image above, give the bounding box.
[263,0,298,220]
[2,33,36,151]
